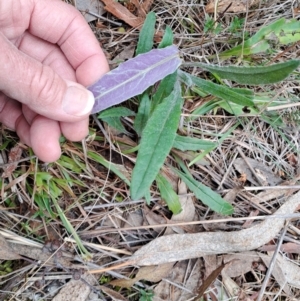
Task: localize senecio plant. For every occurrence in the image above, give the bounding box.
[88,13,300,216]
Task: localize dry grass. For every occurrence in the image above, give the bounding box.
[0,0,300,300]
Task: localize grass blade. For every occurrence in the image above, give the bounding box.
[131,81,183,200]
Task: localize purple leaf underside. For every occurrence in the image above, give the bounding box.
[89,45,182,113]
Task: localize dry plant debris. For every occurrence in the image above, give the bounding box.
[205,0,260,13]
[1,0,300,300]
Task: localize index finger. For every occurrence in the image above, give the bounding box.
[29,0,109,85]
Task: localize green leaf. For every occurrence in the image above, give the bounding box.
[179,70,254,107]
[156,173,181,214]
[219,18,300,58]
[98,107,135,119]
[158,26,173,48]
[100,116,129,134]
[88,151,131,186]
[131,82,183,200]
[152,71,177,111]
[136,12,156,55]
[194,60,300,85]
[134,93,151,136]
[219,100,259,115]
[173,160,233,215]
[173,135,217,151]
[98,107,135,134]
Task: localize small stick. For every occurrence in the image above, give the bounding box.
[82,9,122,26]
[256,220,290,301]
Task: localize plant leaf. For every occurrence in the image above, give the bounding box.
[98,107,135,118]
[134,93,151,136]
[179,70,254,107]
[193,60,300,85]
[158,26,173,48]
[156,173,181,214]
[174,159,234,215]
[136,12,156,55]
[152,71,177,111]
[100,116,129,134]
[88,151,131,186]
[219,18,300,58]
[131,82,183,200]
[90,45,182,113]
[173,135,217,151]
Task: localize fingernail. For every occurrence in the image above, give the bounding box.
[62,84,95,116]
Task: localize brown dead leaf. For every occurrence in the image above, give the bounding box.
[131,190,300,266]
[110,264,172,288]
[153,260,188,301]
[223,252,260,277]
[143,206,166,234]
[110,45,136,69]
[287,153,298,166]
[259,242,300,254]
[2,144,23,178]
[294,7,300,15]
[101,0,144,28]
[242,210,259,228]
[0,234,21,260]
[53,273,96,301]
[234,157,282,186]
[192,262,228,300]
[76,0,105,23]
[205,0,258,14]
[238,173,247,185]
[100,285,128,300]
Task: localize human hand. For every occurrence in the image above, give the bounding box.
[0,0,109,162]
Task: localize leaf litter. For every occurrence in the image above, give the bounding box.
[2,0,300,300]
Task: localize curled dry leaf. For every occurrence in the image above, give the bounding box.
[2,144,23,178]
[234,157,282,186]
[259,242,300,254]
[131,190,300,266]
[101,0,144,27]
[110,264,172,288]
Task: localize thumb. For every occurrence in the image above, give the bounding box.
[0,33,94,122]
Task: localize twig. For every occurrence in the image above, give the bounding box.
[78,213,300,236]
[81,9,122,26]
[243,185,300,191]
[256,220,290,301]
[266,101,300,111]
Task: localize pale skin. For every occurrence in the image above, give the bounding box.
[0,0,109,162]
